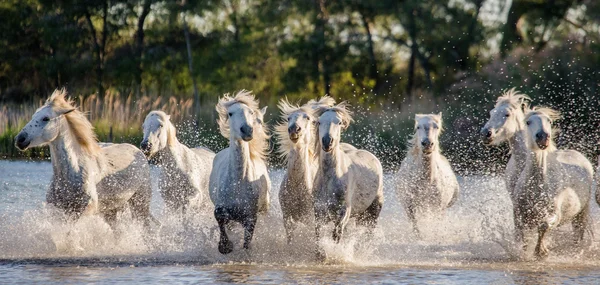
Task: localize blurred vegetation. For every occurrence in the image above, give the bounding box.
[0,0,599,172]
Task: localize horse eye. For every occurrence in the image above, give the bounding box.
[228,112,232,117]
[505,114,510,117]
[42,117,50,122]
[526,121,531,126]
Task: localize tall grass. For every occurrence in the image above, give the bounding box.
[0,92,221,159]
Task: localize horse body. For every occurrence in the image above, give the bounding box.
[313,103,383,257]
[16,89,153,226]
[141,111,215,212]
[209,90,270,254]
[397,113,459,236]
[276,97,335,243]
[515,107,594,259]
[480,89,530,202]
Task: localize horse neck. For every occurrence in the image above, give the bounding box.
[509,120,528,163]
[416,151,440,182]
[49,118,90,180]
[287,141,313,184]
[229,137,253,179]
[526,149,550,191]
[319,145,343,178]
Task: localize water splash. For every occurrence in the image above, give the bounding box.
[1,161,599,267]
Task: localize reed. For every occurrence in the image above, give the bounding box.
[0,92,213,158]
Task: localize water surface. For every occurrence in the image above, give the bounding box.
[1,160,600,284]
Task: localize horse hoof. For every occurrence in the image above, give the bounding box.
[219,240,234,254]
[534,245,549,260]
[315,248,326,262]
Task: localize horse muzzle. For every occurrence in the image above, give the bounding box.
[140,140,153,156]
[480,128,494,145]
[288,125,301,143]
[289,133,299,143]
[535,132,550,149]
[15,132,30,151]
[322,135,333,152]
[240,125,254,141]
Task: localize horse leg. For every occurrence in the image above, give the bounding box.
[129,185,159,230]
[356,199,383,236]
[513,206,526,254]
[214,207,234,254]
[534,214,557,260]
[406,204,421,239]
[242,216,257,251]
[284,217,296,244]
[333,207,350,243]
[572,206,590,247]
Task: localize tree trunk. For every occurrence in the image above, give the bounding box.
[406,9,417,96]
[134,0,152,95]
[314,0,330,96]
[83,0,110,97]
[360,11,379,92]
[183,14,200,115]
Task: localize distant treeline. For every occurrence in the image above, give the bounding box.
[0,0,599,170]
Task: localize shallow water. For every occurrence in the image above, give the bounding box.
[1,159,600,284]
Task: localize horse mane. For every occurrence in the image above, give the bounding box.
[525,106,561,152]
[315,101,354,127]
[275,98,321,162]
[46,89,100,156]
[216,90,269,160]
[146,110,178,146]
[306,96,336,109]
[407,113,443,157]
[495,88,531,111]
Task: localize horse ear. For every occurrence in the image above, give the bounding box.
[61,108,76,115]
[260,106,268,116]
[437,112,442,118]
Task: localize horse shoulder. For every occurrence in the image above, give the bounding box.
[209,148,229,204]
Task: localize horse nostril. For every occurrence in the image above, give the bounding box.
[296,126,301,132]
[17,135,26,143]
[140,141,152,151]
[241,125,253,137]
[536,133,547,140]
[486,130,492,138]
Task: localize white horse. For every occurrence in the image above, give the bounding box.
[480,88,531,202]
[396,113,459,236]
[313,102,384,257]
[14,89,154,227]
[515,107,594,259]
[209,90,270,254]
[141,111,215,213]
[275,96,335,243]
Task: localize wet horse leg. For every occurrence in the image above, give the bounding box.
[242,216,257,250]
[357,199,383,236]
[215,207,233,254]
[535,214,557,259]
[333,207,350,243]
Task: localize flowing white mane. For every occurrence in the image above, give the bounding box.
[45,89,100,156]
[407,113,443,157]
[495,88,531,110]
[275,96,335,162]
[145,110,178,146]
[525,106,561,152]
[314,102,354,156]
[216,90,269,160]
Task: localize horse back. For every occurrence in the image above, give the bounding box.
[346,148,384,213]
[96,143,151,207]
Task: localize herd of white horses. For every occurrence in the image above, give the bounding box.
[13,88,600,260]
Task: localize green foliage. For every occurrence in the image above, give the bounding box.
[0,0,599,169]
